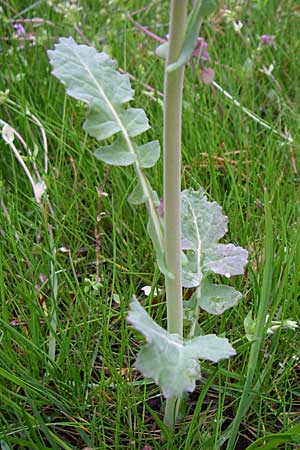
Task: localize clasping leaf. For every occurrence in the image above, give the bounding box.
[181,189,248,287]
[167,0,218,73]
[128,298,236,398]
[181,189,247,316]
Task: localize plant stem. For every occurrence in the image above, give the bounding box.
[226,188,273,450]
[163,0,188,430]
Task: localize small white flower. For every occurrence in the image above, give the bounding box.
[267,324,280,334]
[141,285,163,297]
[282,319,299,331]
[58,246,69,253]
[260,63,275,77]
[267,318,298,334]
[155,42,168,60]
[2,124,14,144]
[34,180,46,203]
[233,20,243,32]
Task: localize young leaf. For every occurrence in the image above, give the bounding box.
[94,136,136,166]
[155,42,169,60]
[136,140,160,168]
[167,0,218,73]
[244,311,256,342]
[181,189,248,287]
[128,298,236,398]
[198,282,242,315]
[147,215,174,279]
[128,182,147,205]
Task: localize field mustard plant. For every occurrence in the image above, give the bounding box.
[48,0,248,432]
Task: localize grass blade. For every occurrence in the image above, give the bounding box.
[244,425,300,450]
[226,188,273,450]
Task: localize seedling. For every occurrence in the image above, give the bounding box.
[48,0,248,432]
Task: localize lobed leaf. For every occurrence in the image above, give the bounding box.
[136,140,160,168]
[198,281,243,315]
[128,182,147,205]
[49,38,166,275]
[181,189,248,288]
[204,243,248,277]
[94,136,136,166]
[122,108,150,137]
[48,37,156,166]
[48,37,133,115]
[181,188,228,251]
[128,298,236,398]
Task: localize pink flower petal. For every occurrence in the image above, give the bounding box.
[201,67,215,85]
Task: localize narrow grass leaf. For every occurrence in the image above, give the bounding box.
[244,425,300,450]
[225,189,273,450]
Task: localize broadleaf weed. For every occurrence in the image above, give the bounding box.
[47,0,249,434]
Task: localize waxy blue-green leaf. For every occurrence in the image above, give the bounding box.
[128,182,160,206]
[48,37,150,147]
[147,216,174,279]
[49,38,165,273]
[182,189,227,251]
[155,42,169,60]
[181,189,248,287]
[128,298,236,398]
[198,282,242,315]
[83,108,120,140]
[123,108,150,137]
[167,0,218,73]
[244,311,256,342]
[94,137,136,166]
[128,182,147,205]
[136,140,160,168]
[83,107,150,141]
[204,243,249,277]
[48,37,133,115]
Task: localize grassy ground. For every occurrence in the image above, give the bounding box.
[0,0,300,449]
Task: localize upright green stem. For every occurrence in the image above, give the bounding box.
[163,0,188,430]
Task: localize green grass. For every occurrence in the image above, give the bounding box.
[0,0,300,449]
